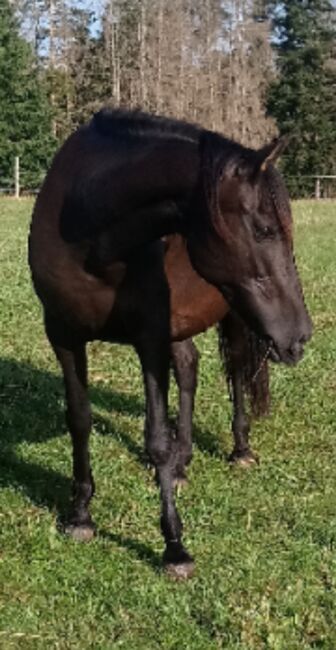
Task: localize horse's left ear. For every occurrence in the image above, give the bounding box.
[258,135,289,171]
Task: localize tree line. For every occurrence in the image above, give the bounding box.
[1,0,336,196]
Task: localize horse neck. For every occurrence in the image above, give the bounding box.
[61,134,201,246]
[112,138,200,214]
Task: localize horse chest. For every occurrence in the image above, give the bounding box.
[170,285,229,340]
[164,235,229,340]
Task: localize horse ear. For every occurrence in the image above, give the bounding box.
[258,136,289,171]
[232,137,289,182]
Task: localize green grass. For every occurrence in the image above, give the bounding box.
[0,197,335,649]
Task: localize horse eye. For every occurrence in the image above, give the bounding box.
[253,223,274,242]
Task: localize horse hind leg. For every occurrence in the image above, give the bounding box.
[229,363,258,467]
[137,334,195,579]
[171,339,199,486]
[45,317,95,540]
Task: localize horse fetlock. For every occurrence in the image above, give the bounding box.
[160,507,183,542]
[72,479,94,505]
[177,445,192,468]
[163,542,195,580]
[232,416,250,437]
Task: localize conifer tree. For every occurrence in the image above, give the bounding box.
[0,0,56,190]
[266,0,336,196]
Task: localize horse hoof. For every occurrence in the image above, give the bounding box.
[64,523,95,542]
[163,545,195,580]
[164,559,195,580]
[173,475,189,489]
[229,451,259,468]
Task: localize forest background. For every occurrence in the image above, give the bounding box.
[1,0,336,196]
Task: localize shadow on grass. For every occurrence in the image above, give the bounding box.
[0,355,230,569]
[0,356,147,508]
[99,530,162,571]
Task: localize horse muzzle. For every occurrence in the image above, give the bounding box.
[268,325,312,366]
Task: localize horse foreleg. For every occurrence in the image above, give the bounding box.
[46,321,95,540]
[171,339,199,486]
[137,335,195,579]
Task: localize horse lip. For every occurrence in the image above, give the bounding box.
[218,284,307,366]
[268,339,305,366]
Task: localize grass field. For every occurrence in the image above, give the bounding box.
[0,198,335,649]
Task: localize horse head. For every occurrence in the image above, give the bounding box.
[187,132,312,365]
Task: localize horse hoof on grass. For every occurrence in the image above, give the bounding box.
[164,559,195,580]
[229,451,259,468]
[64,524,95,542]
[163,546,195,580]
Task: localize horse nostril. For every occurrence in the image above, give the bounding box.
[289,341,304,362]
[299,330,311,345]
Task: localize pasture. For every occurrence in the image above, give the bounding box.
[0,197,335,649]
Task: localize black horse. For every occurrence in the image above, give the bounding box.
[29,109,312,578]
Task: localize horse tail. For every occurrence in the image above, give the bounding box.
[218,314,270,418]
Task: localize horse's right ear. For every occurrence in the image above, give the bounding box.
[233,136,289,182]
[258,136,289,171]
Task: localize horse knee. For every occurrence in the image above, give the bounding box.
[146,432,172,467]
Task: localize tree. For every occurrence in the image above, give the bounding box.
[223,0,276,146]
[0,0,56,190]
[266,0,336,196]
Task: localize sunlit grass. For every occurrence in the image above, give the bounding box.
[0,198,335,649]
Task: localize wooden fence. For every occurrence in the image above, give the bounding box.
[1,158,336,199]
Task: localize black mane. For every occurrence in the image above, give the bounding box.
[92,107,257,170]
[92,107,202,143]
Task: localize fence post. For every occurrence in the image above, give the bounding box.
[14,156,20,198]
[315,177,321,199]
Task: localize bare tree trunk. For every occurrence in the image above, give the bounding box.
[49,0,57,137]
[178,18,185,118]
[112,20,120,103]
[156,0,163,112]
[139,0,147,107]
[206,0,215,130]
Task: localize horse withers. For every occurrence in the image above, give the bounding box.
[29,109,312,579]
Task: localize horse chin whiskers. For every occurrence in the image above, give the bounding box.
[251,341,272,382]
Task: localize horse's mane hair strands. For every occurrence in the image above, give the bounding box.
[218,319,270,419]
[92,107,202,143]
[263,165,293,241]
